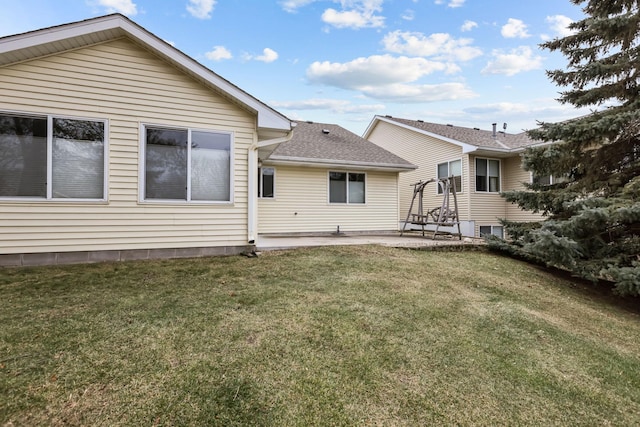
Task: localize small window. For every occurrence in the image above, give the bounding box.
[476,158,500,192]
[0,112,106,200]
[532,174,567,186]
[143,126,231,202]
[258,167,274,198]
[479,225,503,239]
[436,159,462,194]
[532,174,552,186]
[329,171,365,204]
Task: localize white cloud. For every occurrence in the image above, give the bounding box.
[280,0,317,13]
[358,82,476,103]
[271,98,385,114]
[186,0,216,19]
[434,0,465,7]
[321,0,385,29]
[501,18,530,38]
[545,15,576,38]
[306,54,476,102]
[280,0,386,29]
[244,48,279,63]
[481,46,544,76]
[461,20,478,32]
[256,48,279,63]
[205,46,232,61]
[307,54,455,88]
[382,30,482,62]
[322,8,384,28]
[402,9,415,21]
[464,102,533,115]
[460,100,593,132]
[96,0,137,15]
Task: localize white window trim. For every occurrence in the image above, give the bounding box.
[474,157,502,194]
[0,110,109,203]
[327,170,367,205]
[138,123,234,204]
[436,158,463,195]
[258,166,276,199]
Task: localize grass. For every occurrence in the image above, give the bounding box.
[1,245,640,426]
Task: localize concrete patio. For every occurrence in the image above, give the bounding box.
[256,232,482,251]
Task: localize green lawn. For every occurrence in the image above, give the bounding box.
[1,246,639,426]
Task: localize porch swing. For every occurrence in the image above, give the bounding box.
[400,176,462,240]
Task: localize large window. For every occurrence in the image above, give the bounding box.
[476,158,500,192]
[436,159,462,194]
[143,126,232,202]
[0,112,106,200]
[258,167,274,198]
[329,171,365,204]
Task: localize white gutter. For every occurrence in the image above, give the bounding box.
[263,157,417,172]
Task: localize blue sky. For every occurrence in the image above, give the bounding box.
[1,0,587,135]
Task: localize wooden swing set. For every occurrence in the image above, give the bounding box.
[401,176,462,240]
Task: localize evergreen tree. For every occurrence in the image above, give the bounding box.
[492,0,640,295]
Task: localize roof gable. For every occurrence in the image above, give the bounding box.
[0,14,291,133]
[365,115,543,154]
[265,121,416,171]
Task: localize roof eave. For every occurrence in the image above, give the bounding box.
[264,156,417,172]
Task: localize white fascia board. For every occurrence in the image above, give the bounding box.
[361,116,380,139]
[0,14,292,132]
[0,15,121,53]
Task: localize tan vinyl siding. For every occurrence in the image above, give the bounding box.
[468,155,507,236]
[367,121,470,222]
[258,166,399,233]
[469,155,544,236]
[503,155,546,223]
[0,38,255,254]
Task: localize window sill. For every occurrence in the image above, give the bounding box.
[138,200,234,206]
[0,198,108,204]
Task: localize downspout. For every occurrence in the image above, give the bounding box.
[247,129,295,244]
[248,146,258,244]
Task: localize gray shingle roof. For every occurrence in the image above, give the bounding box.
[382,116,542,150]
[266,121,416,170]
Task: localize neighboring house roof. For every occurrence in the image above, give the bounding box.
[364,115,546,155]
[264,121,417,171]
[0,13,291,135]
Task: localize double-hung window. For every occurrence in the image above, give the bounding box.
[436,159,462,194]
[476,158,500,192]
[0,112,106,200]
[258,167,275,198]
[329,171,365,204]
[142,126,232,203]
